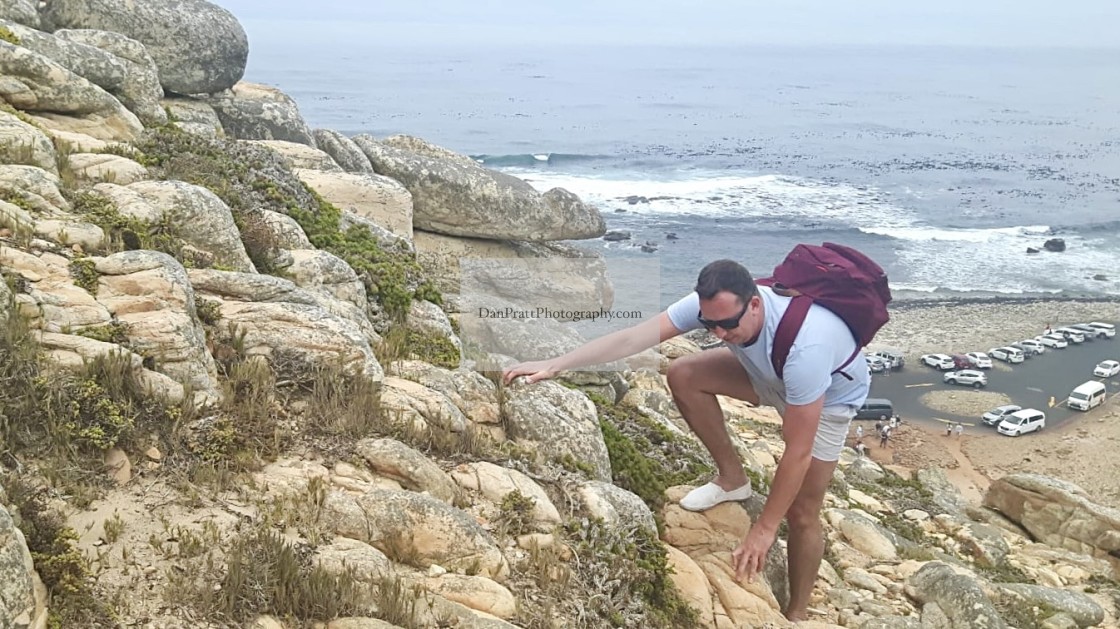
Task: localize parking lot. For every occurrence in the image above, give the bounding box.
[868,336,1119,430]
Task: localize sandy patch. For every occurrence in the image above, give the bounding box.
[918,390,1012,419]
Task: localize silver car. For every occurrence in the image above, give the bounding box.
[944,369,988,388]
[982,404,1022,426]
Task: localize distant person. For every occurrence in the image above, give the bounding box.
[955,423,964,438]
[1045,323,1053,335]
[945,423,953,437]
[889,415,898,429]
[875,419,884,435]
[855,425,864,442]
[502,258,873,622]
[855,440,868,457]
[879,426,890,448]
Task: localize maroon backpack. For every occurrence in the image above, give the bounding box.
[757,243,891,379]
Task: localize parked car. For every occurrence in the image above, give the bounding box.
[989,347,1025,364]
[1070,323,1111,340]
[1013,340,1045,356]
[1035,334,1068,349]
[867,355,888,373]
[921,354,955,370]
[944,369,988,388]
[982,404,1022,427]
[855,398,895,421]
[1087,322,1116,338]
[1054,327,1086,344]
[869,350,905,370]
[950,354,974,369]
[1094,360,1120,378]
[965,352,993,369]
[998,408,1046,436]
[1068,380,1107,411]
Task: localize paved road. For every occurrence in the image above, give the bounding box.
[868,337,1120,430]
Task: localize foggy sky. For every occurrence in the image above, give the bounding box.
[213,0,1120,48]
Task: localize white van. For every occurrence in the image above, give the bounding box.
[1068,380,1107,411]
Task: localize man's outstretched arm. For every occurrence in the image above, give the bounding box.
[502,311,683,384]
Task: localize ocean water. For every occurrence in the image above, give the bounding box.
[241,38,1120,308]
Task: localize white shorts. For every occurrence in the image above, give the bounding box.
[760,395,855,463]
[812,408,856,462]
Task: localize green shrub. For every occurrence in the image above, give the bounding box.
[76,321,130,345]
[595,399,712,529]
[68,258,99,295]
[194,298,222,326]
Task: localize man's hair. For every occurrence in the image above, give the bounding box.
[694,259,758,303]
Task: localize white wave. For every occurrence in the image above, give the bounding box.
[532,153,550,162]
[860,224,1052,243]
[506,168,916,228]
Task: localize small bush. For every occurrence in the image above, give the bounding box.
[176,528,369,624]
[69,258,99,295]
[75,321,130,345]
[194,298,222,326]
[497,489,537,536]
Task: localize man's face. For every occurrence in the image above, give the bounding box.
[697,290,761,344]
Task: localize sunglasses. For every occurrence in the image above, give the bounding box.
[697,303,748,331]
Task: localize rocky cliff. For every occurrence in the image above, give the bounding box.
[1,3,1118,628]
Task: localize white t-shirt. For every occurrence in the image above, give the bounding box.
[665,286,870,413]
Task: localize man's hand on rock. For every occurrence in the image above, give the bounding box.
[502,360,558,385]
[731,522,777,582]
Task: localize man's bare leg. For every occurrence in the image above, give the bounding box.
[784,456,838,621]
[666,348,759,490]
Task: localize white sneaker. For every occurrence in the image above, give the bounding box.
[679,480,752,512]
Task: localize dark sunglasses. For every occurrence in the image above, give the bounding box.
[697,303,748,331]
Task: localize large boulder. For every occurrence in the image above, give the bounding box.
[983,473,1120,575]
[906,562,1005,628]
[451,462,561,529]
[502,381,611,481]
[1,20,129,102]
[186,268,381,348]
[314,129,374,174]
[251,140,341,172]
[0,0,38,28]
[161,96,222,137]
[0,242,112,331]
[296,169,413,241]
[324,487,508,579]
[994,584,1104,628]
[40,0,248,94]
[0,40,143,141]
[53,29,167,126]
[92,180,256,272]
[93,250,222,405]
[208,82,315,145]
[1,503,41,629]
[354,134,604,241]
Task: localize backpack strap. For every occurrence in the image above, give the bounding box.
[771,294,860,381]
[771,294,812,379]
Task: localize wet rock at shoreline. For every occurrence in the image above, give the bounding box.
[602,230,630,241]
[1044,238,1066,252]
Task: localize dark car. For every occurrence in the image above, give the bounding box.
[855,398,895,421]
[950,354,973,369]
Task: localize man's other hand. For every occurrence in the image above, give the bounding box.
[731,523,777,582]
[502,361,558,385]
